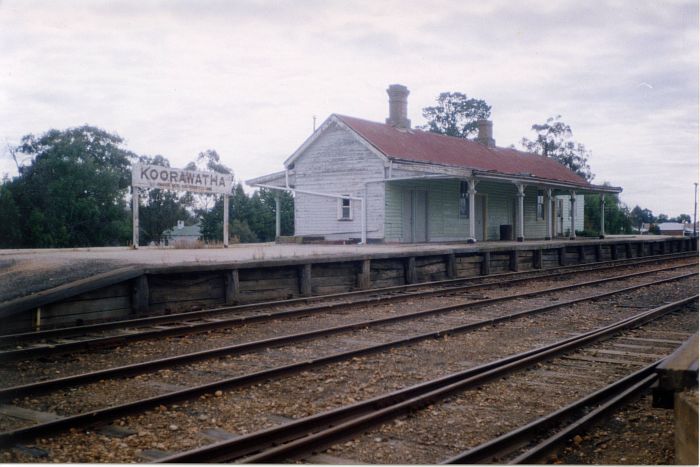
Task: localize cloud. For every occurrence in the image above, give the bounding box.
[0,0,697,217]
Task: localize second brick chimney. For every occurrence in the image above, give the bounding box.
[476,119,495,148]
[386,84,411,129]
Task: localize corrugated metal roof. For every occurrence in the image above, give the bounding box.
[336,114,592,188]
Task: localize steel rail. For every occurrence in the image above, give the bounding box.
[1,268,694,402]
[157,295,698,463]
[508,374,658,464]
[1,260,695,362]
[0,268,695,402]
[1,251,693,348]
[441,361,662,464]
[0,278,695,449]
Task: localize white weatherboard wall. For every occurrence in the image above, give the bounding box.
[385,179,470,242]
[385,180,571,242]
[292,122,386,240]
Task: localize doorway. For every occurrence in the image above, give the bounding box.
[402,190,428,242]
[474,194,486,241]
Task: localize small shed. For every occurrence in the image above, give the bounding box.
[162,221,202,246]
[658,222,687,237]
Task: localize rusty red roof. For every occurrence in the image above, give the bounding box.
[336,114,591,188]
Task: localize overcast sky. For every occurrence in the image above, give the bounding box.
[1,0,698,218]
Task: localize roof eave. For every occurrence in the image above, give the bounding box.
[472,170,622,193]
[245,170,287,187]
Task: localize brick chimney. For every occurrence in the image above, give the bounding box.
[476,119,495,147]
[386,84,411,129]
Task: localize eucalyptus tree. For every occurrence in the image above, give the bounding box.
[420,92,491,139]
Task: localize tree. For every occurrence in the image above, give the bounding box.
[419,92,491,139]
[3,126,134,247]
[0,181,22,247]
[521,116,593,181]
[630,205,655,228]
[671,214,691,223]
[584,192,633,235]
[247,188,294,242]
[198,184,295,244]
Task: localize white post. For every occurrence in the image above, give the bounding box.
[545,188,552,240]
[468,178,477,243]
[223,194,229,248]
[132,188,139,249]
[516,183,525,242]
[569,191,577,240]
[275,193,281,239]
[599,194,606,238]
[361,196,367,245]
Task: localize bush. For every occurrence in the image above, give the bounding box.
[575,229,599,237]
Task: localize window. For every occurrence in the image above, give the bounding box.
[537,190,545,220]
[338,196,352,220]
[459,181,469,217]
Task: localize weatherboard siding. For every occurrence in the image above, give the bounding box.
[293,123,386,240]
[385,179,470,242]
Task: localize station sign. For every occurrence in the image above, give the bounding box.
[132,164,233,194]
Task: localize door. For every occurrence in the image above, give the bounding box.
[402,190,428,242]
[474,194,485,241]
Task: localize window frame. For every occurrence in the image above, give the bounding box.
[338,195,353,221]
[459,181,470,218]
[537,190,545,220]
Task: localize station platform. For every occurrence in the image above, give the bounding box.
[0,235,695,334]
[0,235,663,303]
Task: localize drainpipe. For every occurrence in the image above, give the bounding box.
[468,179,478,243]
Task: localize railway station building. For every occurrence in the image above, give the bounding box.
[247,84,621,244]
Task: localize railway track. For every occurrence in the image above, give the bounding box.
[1,261,695,394]
[0,253,695,361]
[0,261,696,462]
[157,297,697,464]
[442,363,662,464]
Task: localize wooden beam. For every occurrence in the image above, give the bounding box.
[358,259,371,289]
[534,248,543,269]
[224,269,240,305]
[0,266,143,320]
[131,275,149,315]
[509,250,519,272]
[558,247,566,266]
[299,264,312,296]
[481,252,491,276]
[446,253,456,278]
[625,242,633,258]
[577,245,585,263]
[595,244,602,262]
[610,243,618,260]
[405,257,417,284]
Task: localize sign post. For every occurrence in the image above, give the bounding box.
[132,187,139,248]
[223,193,229,247]
[131,164,234,249]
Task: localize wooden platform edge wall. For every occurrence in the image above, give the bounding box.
[1,238,696,333]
